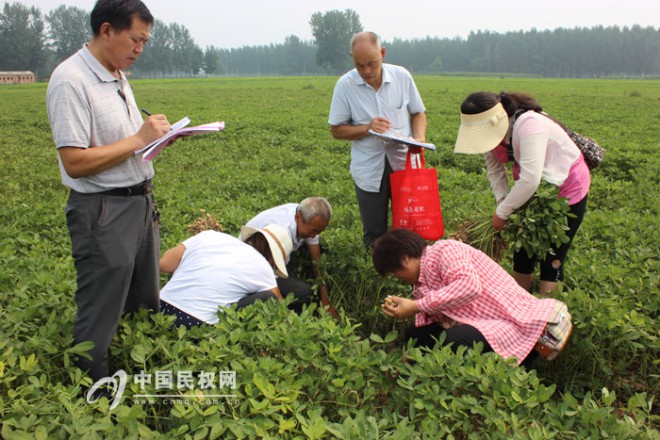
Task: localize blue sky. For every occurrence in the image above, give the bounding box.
[23,0,660,49]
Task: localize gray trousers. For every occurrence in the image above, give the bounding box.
[354,159,393,248]
[66,190,160,381]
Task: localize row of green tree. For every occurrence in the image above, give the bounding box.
[1,3,658,79]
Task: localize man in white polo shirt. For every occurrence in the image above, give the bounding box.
[241,197,336,317]
[46,0,171,381]
[329,31,427,248]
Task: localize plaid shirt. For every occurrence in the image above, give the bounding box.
[414,240,558,364]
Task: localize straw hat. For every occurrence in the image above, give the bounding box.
[240,223,293,278]
[454,102,509,154]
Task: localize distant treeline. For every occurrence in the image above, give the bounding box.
[188,26,658,78]
[386,26,660,78]
[1,1,658,79]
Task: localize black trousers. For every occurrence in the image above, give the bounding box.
[277,276,314,314]
[279,244,328,314]
[514,194,588,282]
[406,323,539,368]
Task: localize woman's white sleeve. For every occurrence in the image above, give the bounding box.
[484,151,509,203]
[495,132,547,219]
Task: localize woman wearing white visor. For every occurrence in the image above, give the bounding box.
[455,91,591,296]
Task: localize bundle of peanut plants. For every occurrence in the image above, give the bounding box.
[450,183,571,262]
[501,182,572,260]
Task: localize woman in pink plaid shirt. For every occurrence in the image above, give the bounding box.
[374,228,564,367]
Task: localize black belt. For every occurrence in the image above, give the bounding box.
[93,180,153,196]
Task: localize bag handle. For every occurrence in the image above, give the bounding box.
[405,149,425,170]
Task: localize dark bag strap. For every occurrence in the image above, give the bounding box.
[509,109,602,169]
[506,109,531,161]
[507,109,570,162]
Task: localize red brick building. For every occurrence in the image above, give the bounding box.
[0,71,36,84]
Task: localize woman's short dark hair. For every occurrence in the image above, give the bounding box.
[372,228,427,276]
[91,0,154,36]
[461,91,543,118]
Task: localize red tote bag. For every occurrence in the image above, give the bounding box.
[390,151,444,240]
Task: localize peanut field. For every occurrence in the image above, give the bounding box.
[0,76,658,438]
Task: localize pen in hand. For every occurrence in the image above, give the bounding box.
[141,108,152,117]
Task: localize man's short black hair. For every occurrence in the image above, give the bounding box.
[91,0,154,36]
[372,228,427,276]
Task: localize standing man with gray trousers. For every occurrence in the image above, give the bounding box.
[46,0,171,382]
[328,31,427,248]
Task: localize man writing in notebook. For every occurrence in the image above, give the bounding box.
[46,0,170,382]
[328,31,427,249]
